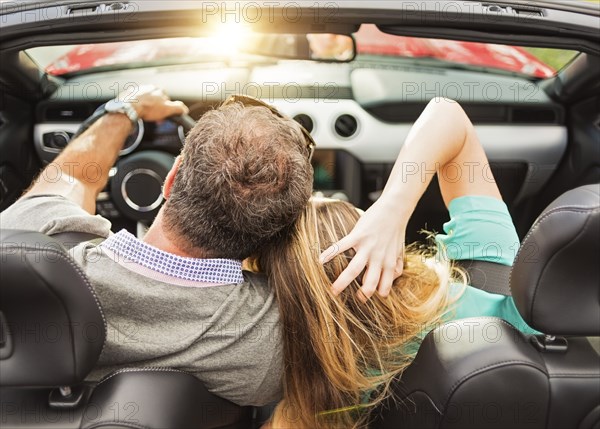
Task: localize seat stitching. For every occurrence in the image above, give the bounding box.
[510,209,599,324]
[84,421,149,429]
[22,255,79,381]
[548,374,600,378]
[443,360,548,409]
[96,367,189,386]
[4,244,108,356]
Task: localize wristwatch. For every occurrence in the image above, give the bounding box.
[104,99,139,124]
[70,100,141,141]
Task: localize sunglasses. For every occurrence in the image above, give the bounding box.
[223,94,316,161]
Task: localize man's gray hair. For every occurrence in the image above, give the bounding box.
[164,102,313,259]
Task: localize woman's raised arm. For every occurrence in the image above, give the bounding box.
[320,97,501,300]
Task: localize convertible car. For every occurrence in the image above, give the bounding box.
[0,1,598,428]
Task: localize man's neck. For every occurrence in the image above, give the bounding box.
[143,210,208,259]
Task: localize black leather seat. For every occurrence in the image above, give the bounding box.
[371,184,600,429]
[81,369,252,429]
[0,229,251,429]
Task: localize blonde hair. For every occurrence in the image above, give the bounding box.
[257,198,465,428]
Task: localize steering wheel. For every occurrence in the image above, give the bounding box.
[168,114,196,132]
[109,114,196,222]
[73,111,197,223]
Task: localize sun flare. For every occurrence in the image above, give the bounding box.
[211,22,252,55]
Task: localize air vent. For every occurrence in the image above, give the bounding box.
[512,6,544,17]
[334,114,358,138]
[483,3,543,17]
[43,104,94,121]
[367,103,508,123]
[511,108,558,124]
[293,114,314,133]
[367,103,562,124]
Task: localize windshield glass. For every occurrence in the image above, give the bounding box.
[26,24,579,78]
[29,38,246,76]
[354,25,578,78]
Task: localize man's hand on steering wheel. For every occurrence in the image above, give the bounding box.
[128,86,189,122]
[24,86,188,214]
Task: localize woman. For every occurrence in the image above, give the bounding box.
[258,98,538,428]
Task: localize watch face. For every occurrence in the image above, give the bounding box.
[105,99,126,112]
[105,99,138,122]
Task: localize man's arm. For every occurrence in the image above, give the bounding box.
[320,97,501,299]
[24,87,188,214]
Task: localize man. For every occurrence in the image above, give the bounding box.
[0,87,314,406]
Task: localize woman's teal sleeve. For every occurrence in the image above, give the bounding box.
[435,195,520,266]
[436,195,541,335]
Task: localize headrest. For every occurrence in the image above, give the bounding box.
[81,369,250,429]
[0,229,106,387]
[511,185,600,336]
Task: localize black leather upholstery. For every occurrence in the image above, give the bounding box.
[0,229,255,428]
[0,385,95,428]
[511,184,600,335]
[81,369,252,429]
[371,318,600,429]
[542,337,600,429]
[372,318,549,429]
[371,185,600,429]
[0,229,106,387]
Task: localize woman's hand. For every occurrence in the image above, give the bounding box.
[319,197,408,301]
[319,98,501,301]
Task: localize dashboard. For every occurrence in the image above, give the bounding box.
[35,115,186,161]
[32,61,568,239]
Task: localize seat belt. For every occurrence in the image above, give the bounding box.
[455,260,512,296]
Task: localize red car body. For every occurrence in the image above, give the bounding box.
[45,24,555,78]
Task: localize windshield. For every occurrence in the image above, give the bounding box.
[353,25,578,78]
[27,24,579,78]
